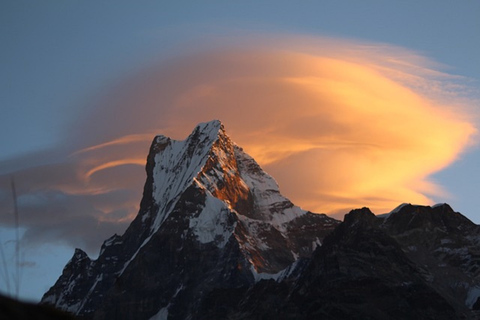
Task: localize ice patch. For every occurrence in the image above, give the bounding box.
[250,259,304,283]
[291,250,299,260]
[189,195,234,248]
[466,285,480,308]
[149,285,184,319]
[250,265,284,282]
[312,238,322,251]
[277,259,303,282]
[150,306,169,320]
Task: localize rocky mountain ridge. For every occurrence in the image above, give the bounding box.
[40,120,480,319]
[199,205,480,319]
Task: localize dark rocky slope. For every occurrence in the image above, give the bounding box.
[199,205,480,319]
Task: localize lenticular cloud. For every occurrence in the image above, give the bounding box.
[0,36,476,252]
[93,37,475,216]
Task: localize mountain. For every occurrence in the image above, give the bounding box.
[40,120,480,319]
[40,120,339,319]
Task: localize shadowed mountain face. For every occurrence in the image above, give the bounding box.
[199,206,480,320]
[39,121,480,320]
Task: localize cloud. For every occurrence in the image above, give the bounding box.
[0,138,148,254]
[0,35,477,254]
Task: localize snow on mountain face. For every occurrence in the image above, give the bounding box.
[150,121,223,232]
[188,194,233,248]
[146,120,336,273]
[40,120,339,319]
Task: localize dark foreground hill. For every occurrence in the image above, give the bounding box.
[0,294,74,320]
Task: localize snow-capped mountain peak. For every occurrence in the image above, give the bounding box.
[148,120,225,232]
[41,120,339,319]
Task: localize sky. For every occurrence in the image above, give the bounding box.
[1,1,479,302]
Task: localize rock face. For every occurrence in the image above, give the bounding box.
[41,120,480,319]
[40,120,339,319]
[383,204,480,314]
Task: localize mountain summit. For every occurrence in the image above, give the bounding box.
[41,120,339,319]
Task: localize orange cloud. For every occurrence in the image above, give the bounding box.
[73,133,154,155]
[2,36,476,253]
[96,38,474,217]
[18,36,476,230]
[123,51,467,216]
[85,159,146,180]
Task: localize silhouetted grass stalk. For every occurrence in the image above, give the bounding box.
[0,232,11,295]
[11,177,20,299]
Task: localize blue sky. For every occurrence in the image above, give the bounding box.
[1,1,479,302]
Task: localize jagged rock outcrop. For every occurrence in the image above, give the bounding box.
[382,203,480,314]
[40,120,339,319]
